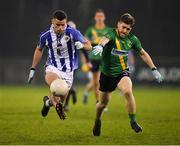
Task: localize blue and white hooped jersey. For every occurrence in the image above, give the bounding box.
[37,25,86,72]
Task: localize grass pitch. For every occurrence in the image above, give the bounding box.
[0,85,180,145]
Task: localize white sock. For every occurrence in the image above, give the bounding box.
[45,99,51,107]
[83,91,88,97]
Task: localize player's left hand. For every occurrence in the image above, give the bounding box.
[151,68,164,83]
[92,45,103,56]
[75,41,84,49]
[28,68,35,84]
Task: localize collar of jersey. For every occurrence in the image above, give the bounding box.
[94,24,106,30]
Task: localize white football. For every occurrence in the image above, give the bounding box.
[50,79,69,96]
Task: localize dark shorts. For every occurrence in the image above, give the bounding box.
[99,71,130,92]
[90,60,101,72]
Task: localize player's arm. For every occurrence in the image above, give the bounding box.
[28,47,43,84]
[139,49,155,69]
[79,28,92,68]
[75,39,92,51]
[92,37,110,55]
[139,49,163,83]
[133,35,163,83]
[83,27,93,51]
[83,39,92,51]
[31,47,43,68]
[28,33,45,84]
[73,29,92,51]
[99,36,110,46]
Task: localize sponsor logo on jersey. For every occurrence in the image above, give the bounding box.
[111,48,128,56]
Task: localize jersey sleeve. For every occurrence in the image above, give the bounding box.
[103,29,116,47]
[37,33,46,49]
[131,35,142,53]
[72,29,87,43]
[104,28,116,42]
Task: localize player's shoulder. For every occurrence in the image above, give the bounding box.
[128,33,140,42]
[39,26,51,39]
[88,25,95,29]
[105,26,112,30]
[66,26,81,35]
[109,27,115,33]
[105,28,116,38]
[85,25,95,32]
[66,26,79,33]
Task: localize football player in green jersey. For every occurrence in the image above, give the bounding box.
[92,13,163,136]
[82,9,111,104]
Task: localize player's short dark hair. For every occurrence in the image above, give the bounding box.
[53,10,67,21]
[119,13,135,27]
[95,9,105,15]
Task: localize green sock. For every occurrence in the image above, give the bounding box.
[129,114,136,123]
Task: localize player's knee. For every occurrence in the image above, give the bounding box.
[122,87,132,97]
[99,102,107,108]
[100,98,109,108]
[94,81,99,87]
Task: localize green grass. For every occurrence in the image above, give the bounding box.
[0,85,180,145]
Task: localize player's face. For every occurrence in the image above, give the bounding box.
[94,12,105,24]
[117,22,132,38]
[52,18,67,34]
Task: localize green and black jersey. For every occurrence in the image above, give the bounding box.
[100,28,142,77]
[85,25,111,60]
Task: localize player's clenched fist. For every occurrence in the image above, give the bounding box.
[28,68,35,84]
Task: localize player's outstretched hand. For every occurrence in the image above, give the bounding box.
[92,45,103,56]
[152,68,164,83]
[28,68,35,84]
[75,41,84,49]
